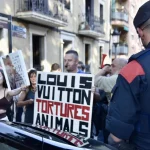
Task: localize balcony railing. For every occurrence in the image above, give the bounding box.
[78,14,105,38]
[112,44,128,55]
[16,0,68,27]
[18,0,49,13]
[111,11,128,22]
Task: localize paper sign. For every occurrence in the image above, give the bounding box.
[33,72,94,138]
[0,50,30,90]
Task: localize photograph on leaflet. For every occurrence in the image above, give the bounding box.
[0,50,30,90]
[33,71,94,139]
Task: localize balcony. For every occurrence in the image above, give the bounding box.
[78,14,105,38]
[16,0,68,27]
[112,44,128,55]
[111,11,129,27]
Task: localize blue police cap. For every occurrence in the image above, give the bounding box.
[134,1,150,29]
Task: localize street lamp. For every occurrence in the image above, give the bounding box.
[112,28,120,58]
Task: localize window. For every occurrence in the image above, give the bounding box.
[63,40,73,70]
[0,143,18,150]
[63,40,73,52]
[65,0,70,10]
[86,0,91,15]
[85,44,90,66]
[0,28,2,37]
[32,35,44,71]
[0,28,4,55]
[0,138,32,150]
[85,44,91,73]
[100,4,103,21]
[59,0,71,11]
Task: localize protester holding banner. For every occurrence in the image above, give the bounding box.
[34,70,94,138]
[0,69,26,121]
[17,68,37,124]
[64,50,85,74]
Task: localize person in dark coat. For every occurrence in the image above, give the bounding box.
[106,1,150,150]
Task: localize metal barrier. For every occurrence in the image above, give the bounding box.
[79,13,105,33]
[17,0,67,22]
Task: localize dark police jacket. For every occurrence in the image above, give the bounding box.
[106,43,150,150]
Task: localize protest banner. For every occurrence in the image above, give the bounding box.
[35,125,89,147]
[0,50,30,90]
[34,72,94,138]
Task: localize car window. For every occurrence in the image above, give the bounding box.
[0,137,33,150]
[0,143,18,150]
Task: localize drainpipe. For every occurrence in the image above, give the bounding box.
[8,15,12,53]
[109,0,116,62]
[109,1,112,61]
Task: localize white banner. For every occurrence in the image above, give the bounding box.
[34,72,94,138]
[0,50,30,90]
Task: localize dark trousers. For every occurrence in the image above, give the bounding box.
[16,107,23,122]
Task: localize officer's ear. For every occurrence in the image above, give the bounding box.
[137,28,144,38]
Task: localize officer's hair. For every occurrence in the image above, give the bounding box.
[140,18,150,31]
[65,50,79,60]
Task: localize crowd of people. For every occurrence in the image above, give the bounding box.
[0,1,150,150]
[0,45,145,150]
[3,49,127,145]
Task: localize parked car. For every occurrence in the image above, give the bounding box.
[0,121,116,150]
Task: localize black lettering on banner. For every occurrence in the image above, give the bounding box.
[38,85,44,98]
[43,86,50,99]
[66,88,73,102]
[71,76,75,88]
[63,118,69,132]
[58,87,65,101]
[35,113,41,125]
[81,90,91,105]
[57,75,67,86]
[79,121,88,137]
[50,116,53,128]
[55,117,63,130]
[42,114,48,126]
[52,87,55,100]
[47,74,56,85]
[38,74,46,84]
[73,89,81,104]
[70,119,78,134]
[79,77,92,89]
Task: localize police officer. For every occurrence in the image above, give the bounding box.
[106,1,150,150]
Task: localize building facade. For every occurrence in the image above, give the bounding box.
[128,0,149,56]
[111,0,149,60]
[0,0,111,74]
